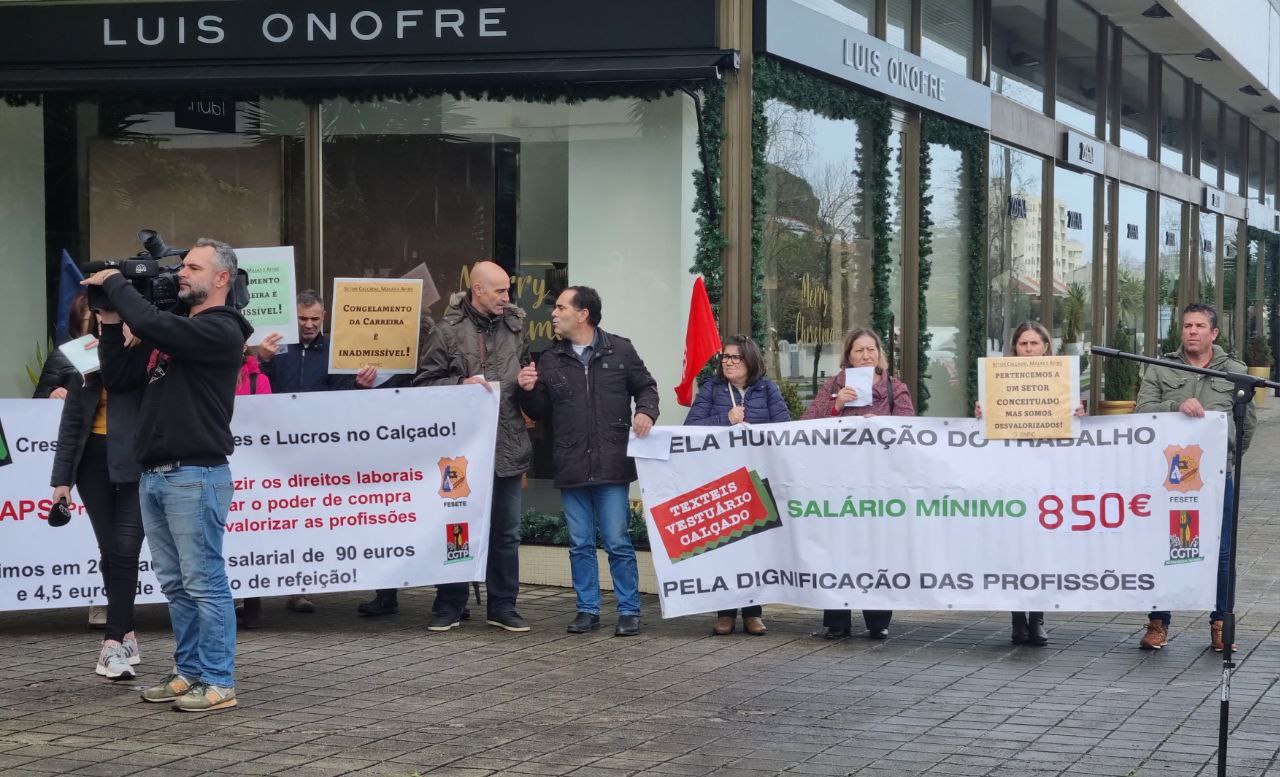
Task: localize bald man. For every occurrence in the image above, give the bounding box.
[412,261,533,632]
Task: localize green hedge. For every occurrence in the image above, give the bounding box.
[520,507,651,551]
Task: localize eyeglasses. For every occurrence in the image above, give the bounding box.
[720,353,744,364]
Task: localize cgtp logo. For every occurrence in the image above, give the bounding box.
[437,456,470,500]
[445,522,472,564]
[1163,445,1203,493]
[1166,509,1203,564]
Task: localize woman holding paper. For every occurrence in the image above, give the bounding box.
[974,320,1084,646]
[686,334,791,636]
[34,294,94,400]
[802,328,914,640]
[49,320,145,681]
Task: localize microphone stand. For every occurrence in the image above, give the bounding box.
[1091,346,1280,777]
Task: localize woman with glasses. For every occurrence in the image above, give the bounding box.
[685,334,791,636]
[801,327,914,640]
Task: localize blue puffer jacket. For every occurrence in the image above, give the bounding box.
[684,376,791,426]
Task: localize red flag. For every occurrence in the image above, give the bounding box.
[675,276,722,407]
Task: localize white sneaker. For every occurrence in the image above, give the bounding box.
[95,643,135,681]
[87,606,107,628]
[120,635,141,666]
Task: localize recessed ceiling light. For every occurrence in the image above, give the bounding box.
[1240,84,1262,96]
[1263,105,1280,114]
[1195,48,1221,62]
[1142,3,1172,18]
[1010,51,1041,68]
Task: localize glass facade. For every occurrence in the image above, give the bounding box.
[1224,217,1242,351]
[1200,94,1221,186]
[988,143,1045,355]
[1056,0,1100,135]
[1157,197,1183,353]
[886,0,911,50]
[1222,107,1243,195]
[1199,211,1219,307]
[991,0,1047,112]
[1160,65,1188,173]
[920,141,973,416]
[1116,185,1148,356]
[1118,35,1150,156]
[760,99,874,401]
[921,0,973,75]
[1052,166,1095,393]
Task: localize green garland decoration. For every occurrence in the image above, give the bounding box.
[688,79,727,311]
[921,115,988,410]
[751,56,893,344]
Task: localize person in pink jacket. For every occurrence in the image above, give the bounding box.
[801,327,915,641]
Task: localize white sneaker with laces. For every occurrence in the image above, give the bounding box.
[95,643,135,681]
[120,634,141,666]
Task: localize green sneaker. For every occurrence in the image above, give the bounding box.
[140,672,193,703]
[172,681,237,712]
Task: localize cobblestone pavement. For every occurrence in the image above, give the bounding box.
[3,407,1280,777]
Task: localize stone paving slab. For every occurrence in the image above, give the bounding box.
[3,406,1280,776]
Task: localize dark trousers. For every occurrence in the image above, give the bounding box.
[432,474,522,618]
[76,435,144,643]
[824,609,892,631]
[718,607,763,618]
[1150,471,1234,626]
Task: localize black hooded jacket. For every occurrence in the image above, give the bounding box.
[98,273,252,468]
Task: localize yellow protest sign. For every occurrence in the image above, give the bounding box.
[329,278,423,375]
[979,355,1078,439]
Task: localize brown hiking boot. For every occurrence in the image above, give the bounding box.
[1210,620,1237,652]
[1139,618,1168,650]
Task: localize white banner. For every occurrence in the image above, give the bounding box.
[633,414,1228,618]
[0,385,498,611]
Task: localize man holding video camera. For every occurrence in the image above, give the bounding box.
[83,237,252,713]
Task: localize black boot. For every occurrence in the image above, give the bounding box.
[1026,612,1048,646]
[240,597,263,630]
[1010,612,1028,644]
[357,589,399,617]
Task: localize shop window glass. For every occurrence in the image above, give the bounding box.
[920,140,973,417]
[319,94,698,504]
[1051,166,1094,391]
[1199,211,1219,307]
[1222,108,1243,195]
[1247,237,1264,346]
[1116,185,1148,355]
[1157,197,1183,353]
[991,0,1047,112]
[761,99,873,402]
[886,126,906,370]
[806,0,874,33]
[1160,65,1188,173]
[1248,124,1264,204]
[1223,217,1241,351]
[921,0,972,75]
[1055,0,1100,135]
[1200,95,1220,186]
[886,0,912,49]
[1118,35,1150,156]
[988,142,1045,355]
[83,97,308,274]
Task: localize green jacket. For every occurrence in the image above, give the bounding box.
[413,292,532,478]
[1134,344,1255,464]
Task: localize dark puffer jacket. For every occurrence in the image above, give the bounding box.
[684,376,791,426]
[50,373,142,487]
[414,292,531,478]
[519,329,659,489]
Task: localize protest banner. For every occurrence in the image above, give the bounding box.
[0,385,497,611]
[979,355,1079,439]
[632,413,1227,617]
[329,278,423,374]
[237,246,300,347]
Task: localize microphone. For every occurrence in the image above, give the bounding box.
[47,497,72,528]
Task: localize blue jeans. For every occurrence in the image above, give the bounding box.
[139,465,236,688]
[1150,471,1234,626]
[562,484,640,616]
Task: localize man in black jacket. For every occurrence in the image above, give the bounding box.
[86,237,251,713]
[518,286,658,636]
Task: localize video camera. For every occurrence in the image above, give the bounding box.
[82,230,249,312]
